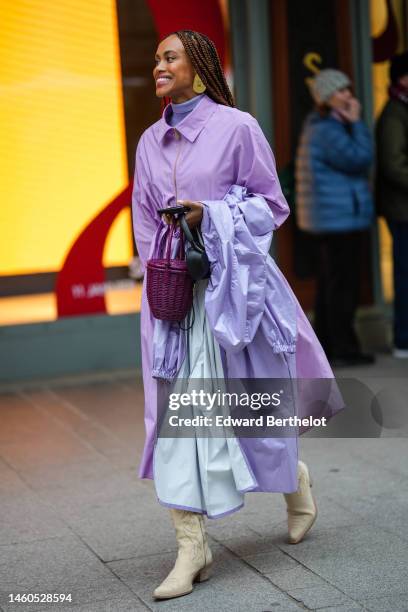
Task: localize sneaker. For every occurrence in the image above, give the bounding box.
[392,348,408,359]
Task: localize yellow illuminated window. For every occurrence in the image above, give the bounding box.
[0,0,130,276]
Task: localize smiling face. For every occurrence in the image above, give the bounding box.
[326,86,353,111]
[153,34,196,103]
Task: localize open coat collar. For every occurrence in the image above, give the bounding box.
[154,94,218,143]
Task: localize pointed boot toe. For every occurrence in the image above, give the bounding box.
[287,508,318,544]
[284,461,317,544]
[153,575,193,600]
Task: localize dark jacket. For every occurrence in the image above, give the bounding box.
[295,112,374,233]
[376,98,408,222]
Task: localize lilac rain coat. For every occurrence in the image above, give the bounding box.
[132,94,341,490]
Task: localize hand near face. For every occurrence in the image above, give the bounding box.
[338,97,361,122]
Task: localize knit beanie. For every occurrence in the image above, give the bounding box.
[390,52,408,84]
[309,69,351,104]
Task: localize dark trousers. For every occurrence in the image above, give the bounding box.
[313,230,364,358]
[388,220,408,349]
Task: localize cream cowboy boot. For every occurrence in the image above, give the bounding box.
[284,461,317,544]
[153,509,213,600]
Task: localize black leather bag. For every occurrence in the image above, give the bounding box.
[179,215,210,281]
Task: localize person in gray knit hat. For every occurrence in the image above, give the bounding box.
[295,69,375,366]
[309,69,351,105]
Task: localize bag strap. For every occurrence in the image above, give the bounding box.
[179,215,205,253]
[177,223,185,260]
[150,224,167,261]
[165,223,174,263]
[165,221,186,263]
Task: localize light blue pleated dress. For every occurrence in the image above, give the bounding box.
[154,279,258,518]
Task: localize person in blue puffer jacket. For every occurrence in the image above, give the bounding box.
[295,69,375,366]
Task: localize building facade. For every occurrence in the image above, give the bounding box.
[1,0,405,381]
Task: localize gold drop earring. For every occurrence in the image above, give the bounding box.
[193,73,206,94]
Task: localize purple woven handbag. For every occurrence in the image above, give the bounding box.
[146,223,193,322]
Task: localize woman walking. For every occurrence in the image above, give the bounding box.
[295,69,375,367]
[132,31,340,600]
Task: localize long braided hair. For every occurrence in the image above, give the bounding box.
[161,30,234,109]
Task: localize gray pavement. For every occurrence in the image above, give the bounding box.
[1,356,408,612]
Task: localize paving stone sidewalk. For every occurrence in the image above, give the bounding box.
[0,356,407,612]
